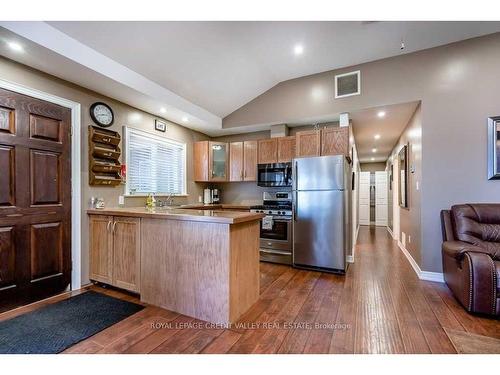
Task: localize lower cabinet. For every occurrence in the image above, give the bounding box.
[89,215,141,293]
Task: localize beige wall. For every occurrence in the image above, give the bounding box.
[0,56,209,285]
[360,162,386,172]
[388,105,422,266]
[224,33,500,273]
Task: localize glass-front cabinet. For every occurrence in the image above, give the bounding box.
[194,140,229,182]
[209,141,228,181]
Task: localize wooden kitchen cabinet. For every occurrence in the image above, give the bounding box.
[321,127,350,157]
[89,215,141,293]
[229,142,244,181]
[243,141,258,181]
[89,215,113,285]
[277,136,296,162]
[112,217,141,293]
[258,138,278,164]
[296,130,321,157]
[194,140,229,182]
[230,141,258,181]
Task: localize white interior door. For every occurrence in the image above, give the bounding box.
[375,171,388,226]
[359,172,370,225]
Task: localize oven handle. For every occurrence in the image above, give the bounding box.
[260,249,291,256]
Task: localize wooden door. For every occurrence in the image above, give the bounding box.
[0,88,72,311]
[243,141,257,181]
[258,138,277,164]
[359,172,370,226]
[229,142,244,181]
[209,141,229,181]
[296,130,320,157]
[375,171,388,227]
[277,136,296,162]
[321,127,349,156]
[112,217,140,293]
[89,215,113,284]
[194,141,209,182]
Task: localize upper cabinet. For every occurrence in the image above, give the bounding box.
[296,130,321,158]
[194,141,229,182]
[321,127,350,157]
[277,136,296,163]
[258,138,278,164]
[194,128,350,183]
[230,141,258,181]
[243,141,258,181]
[257,136,296,164]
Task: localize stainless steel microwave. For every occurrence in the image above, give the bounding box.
[257,162,292,187]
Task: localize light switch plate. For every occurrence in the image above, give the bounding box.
[118,195,125,205]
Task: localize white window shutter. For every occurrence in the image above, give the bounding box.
[125,127,186,195]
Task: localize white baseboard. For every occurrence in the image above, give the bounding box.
[397,241,444,283]
[347,255,354,264]
[387,226,394,238]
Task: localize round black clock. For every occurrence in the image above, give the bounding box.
[90,102,114,127]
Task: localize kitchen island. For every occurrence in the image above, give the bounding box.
[87,207,264,325]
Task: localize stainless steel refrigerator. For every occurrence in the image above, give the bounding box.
[292,155,352,273]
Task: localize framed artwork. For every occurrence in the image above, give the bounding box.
[487,116,500,180]
[398,144,409,208]
[155,119,167,132]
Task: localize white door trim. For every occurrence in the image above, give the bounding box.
[0,78,82,290]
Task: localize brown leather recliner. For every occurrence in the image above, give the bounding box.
[441,204,499,317]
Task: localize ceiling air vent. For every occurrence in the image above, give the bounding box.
[335,70,360,99]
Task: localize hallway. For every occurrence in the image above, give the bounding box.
[1,226,498,354]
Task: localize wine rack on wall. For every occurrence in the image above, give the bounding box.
[88,125,122,186]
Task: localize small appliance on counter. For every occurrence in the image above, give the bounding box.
[211,188,221,203]
[203,188,221,204]
[250,191,293,265]
[204,188,212,204]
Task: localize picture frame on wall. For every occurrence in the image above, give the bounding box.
[398,144,409,208]
[155,119,167,132]
[487,116,500,180]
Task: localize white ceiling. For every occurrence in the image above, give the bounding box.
[48,21,500,118]
[1,21,500,135]
[351,101,420,163]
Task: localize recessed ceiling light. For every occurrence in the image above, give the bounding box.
[371,157,375,161]
[160,107,166,114]
[182,116,188,123]
[372,148,377,153]
[377,111,386,118]
[374,134,381,140]
[293,44,304,55]
[7,41,23,52]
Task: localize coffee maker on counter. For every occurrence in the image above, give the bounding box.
[203,188,221,204]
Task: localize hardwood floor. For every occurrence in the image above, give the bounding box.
[1,226,499,354]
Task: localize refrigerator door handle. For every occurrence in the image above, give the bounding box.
[293,191,298,221]
[294,161,298,191]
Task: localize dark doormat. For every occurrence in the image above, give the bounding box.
[0,291,144,354]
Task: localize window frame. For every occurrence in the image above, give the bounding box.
[123,126,187,197]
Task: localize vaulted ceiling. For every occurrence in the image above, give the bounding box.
[1,21,500,135]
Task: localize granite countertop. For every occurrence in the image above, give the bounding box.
[87,206,264,224]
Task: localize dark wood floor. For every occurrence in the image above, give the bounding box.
[1,226,499,353]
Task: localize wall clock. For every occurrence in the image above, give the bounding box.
[90,102,114,127]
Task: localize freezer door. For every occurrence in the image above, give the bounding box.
[293,155,345,191]
[293,190,346,271]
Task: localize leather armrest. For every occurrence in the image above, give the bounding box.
[442,241,488,260]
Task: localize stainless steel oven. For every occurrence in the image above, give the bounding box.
[251,191,293,265]
[257,163,292,187]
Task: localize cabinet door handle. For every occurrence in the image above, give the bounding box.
[112,222,117,233]
[107,220,112,231]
